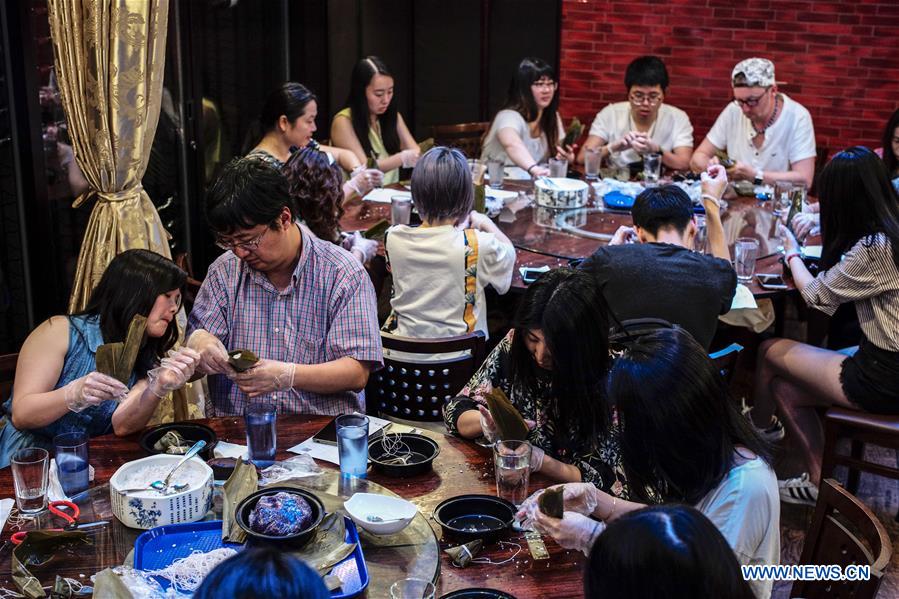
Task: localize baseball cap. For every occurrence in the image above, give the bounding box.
[732,58,776,87]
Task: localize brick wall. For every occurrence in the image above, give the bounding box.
[558,0,899,155]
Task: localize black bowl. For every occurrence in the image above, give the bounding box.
[369,433,440,477]
[433,494,516,543]
[440,590,518,599]
[139,422,218,461]
[234,486,325,548]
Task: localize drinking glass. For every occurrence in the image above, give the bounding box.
[693,215,708,254]
[390,578,435,599]
[486,159,505,189]
[54,432,89,496]
[584,148,601,180]
[493,440,531,506]
[245,402,277,467]
[336,414,369,478]
[734,237,760,283]
[11,448,49,514]
[774,180,793,217]
[548,157,568,178]
[643,152,662,185]
[390,196,412,225]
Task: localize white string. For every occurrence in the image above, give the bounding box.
[146,548,237,592]
[378,431,413,465]
[465,540,522,567]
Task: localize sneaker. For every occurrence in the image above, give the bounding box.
[779,473,819,506]
[741,399,786,442]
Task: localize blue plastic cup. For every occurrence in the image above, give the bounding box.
[53,432,89,496]
[336,414,369,478]
[245,402,278,467]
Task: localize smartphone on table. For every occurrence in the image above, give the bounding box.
[757,274,789,290]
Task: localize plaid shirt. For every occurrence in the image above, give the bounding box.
[187,224,383,416]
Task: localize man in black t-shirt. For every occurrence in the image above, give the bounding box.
[579,177,736,349]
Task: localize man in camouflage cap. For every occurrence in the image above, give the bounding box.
[691,57,816,189]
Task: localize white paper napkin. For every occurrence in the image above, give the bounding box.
[213,441,249,459]
[363,188,411,204]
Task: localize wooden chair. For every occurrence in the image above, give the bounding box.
[790,478,892,599]
[821,407,899,520]
[366,331,486,423]
[709,342,743,387]
[430,122,490,159]
[0,353,17,403]
[173,253,203,314]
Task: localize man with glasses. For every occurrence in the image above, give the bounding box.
[691,58,816,188]
[185,158,382,416]
[578,56,694,171]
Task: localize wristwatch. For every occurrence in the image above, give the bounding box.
[753,169,764,186]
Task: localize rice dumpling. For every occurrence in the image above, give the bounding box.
[562,117,584,148]
[95,314,148,386]
[484,387,529,441]
[228,349,259,372]
[444,539,483,568]
[538,487,564,519]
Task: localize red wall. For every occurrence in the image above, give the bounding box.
[558,0,899,154]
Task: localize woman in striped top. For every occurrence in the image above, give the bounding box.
[751,146,899,505]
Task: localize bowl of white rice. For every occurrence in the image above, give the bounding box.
[109,454,214,529]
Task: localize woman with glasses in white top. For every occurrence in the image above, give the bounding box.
[481,57,575,178]
[578,56,694,171]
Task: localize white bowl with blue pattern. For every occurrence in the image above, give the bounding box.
[109,454,214,529]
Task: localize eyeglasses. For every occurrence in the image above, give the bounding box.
[732,90,770,107]
[531,80,558,90]
[215,227,269,252]
[629,92,663,106]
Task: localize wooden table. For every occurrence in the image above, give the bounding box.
[0,416,585,598]
[339,180,803,299]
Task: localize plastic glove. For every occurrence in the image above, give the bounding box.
[186,330,233,376]
[346,231,379,264]
[477,405,498,444]
[532,510,605,555]
[347,167,384,196]
[467,211,493,231]
[791,212,819,241]
[529,165,550,178]
[529,444,546,473]
[778,223,800,256]
[147,347,201,398]
[701,164,728,204]
[628,133,657,155]
[399,148,420,169]
[609,225,637,246]
[64,372,128,413]
[233,359,296,398]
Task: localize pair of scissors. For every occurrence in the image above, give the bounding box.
[10,500,107,545]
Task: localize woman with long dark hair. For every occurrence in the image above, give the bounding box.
[330,56,420,185]
[444,268,619,489]
[244,82,382,198]
[0,250,199,467]
[584,505,755,599]
[481,57,575,177]
[521,328,778,599]
[282,143,378,264]
[753,146,899,505]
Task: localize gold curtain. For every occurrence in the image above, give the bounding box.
[47,0,171,312]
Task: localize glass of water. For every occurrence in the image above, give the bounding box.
[486,159,504,189]
[336,414,369,478]
[643,152,662,186]
[584,147,602,180]
[734,237,760,283]
[54,432,89,496]
[12,447,49,514]
[494,440,532,506]
[548,157,568,178]
[245,402,278,467]
[390,195,412,225]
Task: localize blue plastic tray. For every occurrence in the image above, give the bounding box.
[133,517,368,597]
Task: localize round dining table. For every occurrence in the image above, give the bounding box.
[0,416,586,598]
[339,178,808,299]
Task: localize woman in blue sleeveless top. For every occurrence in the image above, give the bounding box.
[0,250,200,467]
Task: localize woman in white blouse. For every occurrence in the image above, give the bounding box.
[481,57,575,178]
[752,146,899,505]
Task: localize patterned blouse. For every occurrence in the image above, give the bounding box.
[443,331,627,497]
